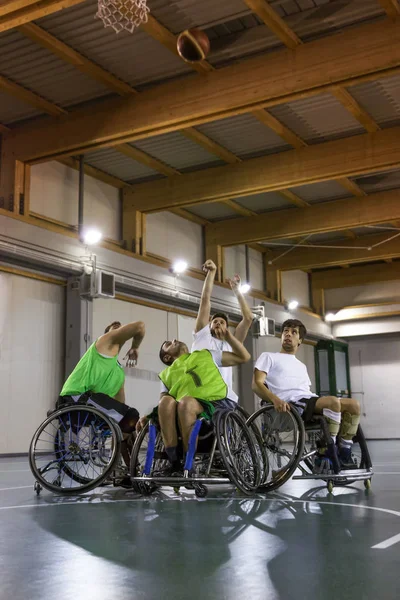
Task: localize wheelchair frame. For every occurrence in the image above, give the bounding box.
[130,409,263,497]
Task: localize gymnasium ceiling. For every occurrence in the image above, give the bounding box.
[1,0,400,276]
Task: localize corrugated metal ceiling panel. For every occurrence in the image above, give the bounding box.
[352,169,400,194]
[149,0,252,34]
[289,180,350,203]
[0,29,109,109]
[0,90,41,124]
[37,0,192,88]
[234,191,296,213]
[85,147,160,181]
[349,74,400,129]
[269,93,365,144]
[132,132,223,170]
[185,202,239,221]
[197,114,290,159]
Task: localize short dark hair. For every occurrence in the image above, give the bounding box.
[104,321,121,334]
[159,341,171,366]
[210,312,229,325]
[281,319,307,342]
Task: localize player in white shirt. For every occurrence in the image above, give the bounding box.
[252,319,361,473]
[191,259,253,404]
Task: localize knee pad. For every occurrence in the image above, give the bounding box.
[340,411,360,440]
[119,407,140,433]
[322,408,341,436]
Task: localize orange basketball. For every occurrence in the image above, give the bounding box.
[177,28,210,63]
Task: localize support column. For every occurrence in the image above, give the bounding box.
[204,241,223,282]
[65,277,93,379]
[238,334,256,414]
[312,285,325,316]
[122,190,145,254]
[265,264,282,302]
[0,138,26,214]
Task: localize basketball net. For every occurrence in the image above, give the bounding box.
[96,0,150,34]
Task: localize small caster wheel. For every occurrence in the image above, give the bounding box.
[327,480,334,494]
[364,478,371,490]
[173,486,181,494]
[34,481,42,496]
[194,484,208,498]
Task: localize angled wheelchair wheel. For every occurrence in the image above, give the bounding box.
[216,410,261,494]
[130,422,169,495]
[246,404,305,493]
[29,405,121,495]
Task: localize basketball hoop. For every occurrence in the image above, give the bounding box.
[96,0,150,34]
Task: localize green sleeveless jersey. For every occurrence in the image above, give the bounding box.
[159,350,227,402]
[60,342,125,398]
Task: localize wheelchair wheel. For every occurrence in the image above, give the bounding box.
[246,404,305,493]
[216,410,261,494]
[130,422,169,495]
[29,406,121,494]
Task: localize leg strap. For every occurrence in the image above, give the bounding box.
[340,411,360,440]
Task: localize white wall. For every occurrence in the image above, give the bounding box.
[326,280,400,310]
[146,212,203,269]
[30,161,120,241]
[93,297,172,418]
[0,273,64,453]
[281,269,310,308]
[348,335,400,438]
[224,245,264,291]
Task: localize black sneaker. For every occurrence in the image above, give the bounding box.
[338,446,358,469]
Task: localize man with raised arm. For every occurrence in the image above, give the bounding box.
[136,329,251,474]
[191,259,254,405]
[59,319,145,469]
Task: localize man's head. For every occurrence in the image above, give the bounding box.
[159,339,189,366]
[104,321,122,334]
[281,319,307,354]
[210,312,229,338]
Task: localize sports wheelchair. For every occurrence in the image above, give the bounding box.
[29,399,129,495]
[246,403,373,493]
[130,407,267,498]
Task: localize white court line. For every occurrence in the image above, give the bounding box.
[0,486,33,492]
[0,470,31,473]
[372,532,400,549]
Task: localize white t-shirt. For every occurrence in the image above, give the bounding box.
[159,349,228,396]
[254,352,317,403]
[190,325,238,402]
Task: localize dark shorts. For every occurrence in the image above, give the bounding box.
[290,397,319,423]
[196,397,237,420]
[59,392,130,424]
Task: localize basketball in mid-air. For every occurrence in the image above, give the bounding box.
[177,28,210,63]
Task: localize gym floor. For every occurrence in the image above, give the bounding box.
[1,442,399,600]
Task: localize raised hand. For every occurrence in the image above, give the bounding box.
[227,274,241,294]
[124,347,138,368]
[202,259,217,274]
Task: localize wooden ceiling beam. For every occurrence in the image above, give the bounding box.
[0,0,85,32]
[58,157,128,189]
[243,0,302,49]
[312,261,400,289]
[205,190,400,246]
[115,143,180,177]
[123,126,400,212]
[0,73,66,116]
[7,19,400,162]
[180,128,241,164]
[330,86,380,133]
[251,108,306,149]
[378,0,400,18]
[18,22,135,96]
[266,233,400,270]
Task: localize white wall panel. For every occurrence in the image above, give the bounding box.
[30,161,120,240]
[146,212,203,268]
[93,298,169,417]
[326,280,400,310]
[224,246,264,291]
[281,270,310,307]
[0,273,64,454]
[348,336,400,438]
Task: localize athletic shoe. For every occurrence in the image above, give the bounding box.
[338,446,358,469]
[314,444,341,474]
